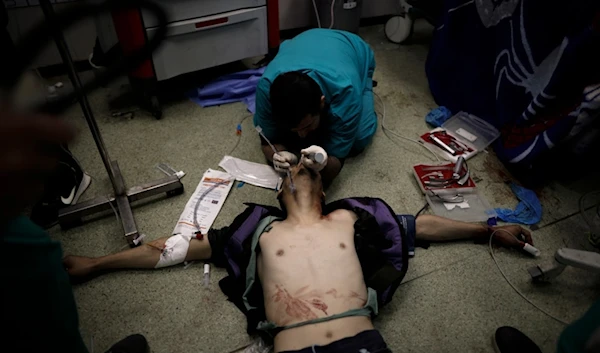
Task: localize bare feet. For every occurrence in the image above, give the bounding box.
[63,255,97,278]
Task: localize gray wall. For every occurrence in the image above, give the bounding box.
[279,0,398,30]
[5,2,96,67]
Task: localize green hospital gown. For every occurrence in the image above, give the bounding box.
[254,29,376,159]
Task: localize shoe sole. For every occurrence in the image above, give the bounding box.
[72,173,92,205]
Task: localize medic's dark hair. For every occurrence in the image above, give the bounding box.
[270,71,322,129]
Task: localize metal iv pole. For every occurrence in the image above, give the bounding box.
[38,0,183,246]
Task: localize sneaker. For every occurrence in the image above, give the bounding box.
[493,326,542,353]
[57,145,91,206]
[105,334,148,353]
[31,146,91,228]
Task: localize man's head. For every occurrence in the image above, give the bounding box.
[270,71,325,138]
[277,163,324,213]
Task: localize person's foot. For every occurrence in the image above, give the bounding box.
[493,326,542,353]
[105,334,148,353]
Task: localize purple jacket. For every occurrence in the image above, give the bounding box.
[212,197,408,335]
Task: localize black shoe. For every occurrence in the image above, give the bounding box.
[57,145,91,206]
[105,334,148,353]
[493,327,542,353]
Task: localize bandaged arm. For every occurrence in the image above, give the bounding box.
[84,235,213,272]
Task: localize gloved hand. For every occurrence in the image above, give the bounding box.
[301,145,328,172]
[273,151,298,173]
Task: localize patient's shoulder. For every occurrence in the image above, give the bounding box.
[326,209,358,223]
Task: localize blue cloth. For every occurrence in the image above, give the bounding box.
[495,183,542,225]
[187,67,266,114]
[426,0,600,168]
[254,29,376,158]
[425,106,452,127]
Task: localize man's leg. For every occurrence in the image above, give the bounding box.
[64,235,212,278]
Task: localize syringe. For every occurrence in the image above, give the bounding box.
[255,126,295,192]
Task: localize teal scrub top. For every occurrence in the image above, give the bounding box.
[254,29,375,159]
[2,216,88,353]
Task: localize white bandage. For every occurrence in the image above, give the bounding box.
[155,233,193,268]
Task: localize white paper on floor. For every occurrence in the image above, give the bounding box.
[219,155,281,189]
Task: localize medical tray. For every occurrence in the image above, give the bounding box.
[420,112,500,162]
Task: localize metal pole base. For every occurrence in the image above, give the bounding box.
[58,160,184,246]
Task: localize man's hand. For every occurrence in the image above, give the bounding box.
[489,225,533,249]
[0,108,75,222]
[273,151,298,173]
[300,145,328,172]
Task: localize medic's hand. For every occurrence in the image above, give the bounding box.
[489,225,533,250]
[300,145,328,172]
[273,151,298,173]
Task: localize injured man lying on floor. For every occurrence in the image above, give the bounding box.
[64,163,532,353]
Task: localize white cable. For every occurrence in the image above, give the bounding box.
[488,229,569,325]
[106,196,120,224]
[329,0,336,29]
[312,0,322,28]
[374,91,440,161]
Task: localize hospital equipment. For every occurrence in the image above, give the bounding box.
[156,163,186,179]
[527,190,600,282]
[419,112,500,163]
[203,263,211,287]
[5,0,184,247]
[255,126,296,193]
[487,228,572,325]
[429,133,456,155]
[94,0,280,118]
[421,156,470,187]
[305,152,326,164]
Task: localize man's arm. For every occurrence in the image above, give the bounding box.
[254,78,288,163]
[63,236,212,279]
[415,214,533,249]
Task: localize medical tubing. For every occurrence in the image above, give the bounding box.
[256,126,295,191]
[374,92,440,161]
[193,179,232,232]
[488,229,569,325]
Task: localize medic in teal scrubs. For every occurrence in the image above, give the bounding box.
[254,29,376,185]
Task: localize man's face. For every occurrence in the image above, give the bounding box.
[278,163,323,198]
[291,114,320,138]
[289,95,325,138]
